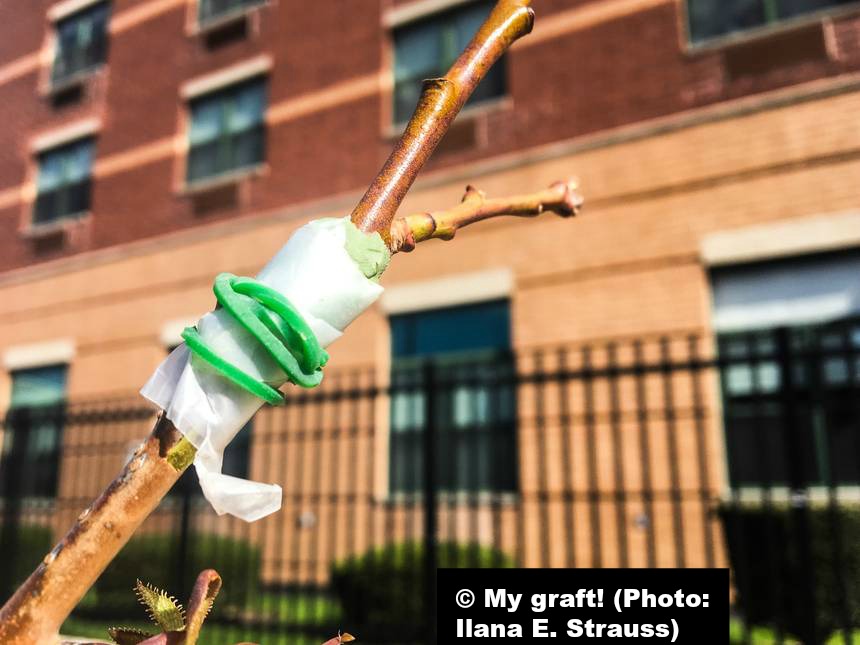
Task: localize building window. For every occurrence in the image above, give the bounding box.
[187,78,267,184]
[198,0,264,25]
[33,138,94,226]
[392,0,505,124]
[712,250,860,488]
[1,365,68,498]
[52,2,110,85]
[389,299,517,494]
[687,0,858,43]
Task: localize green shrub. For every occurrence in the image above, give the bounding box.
[96,532,261,611]
[720,504,860,642]
[0,524,53,598]
[331,541,513,641]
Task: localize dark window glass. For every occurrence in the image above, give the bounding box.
[719,317,860,488]
[198,0,264,24]
[33,138,94,225]
[187,78,267,184]
[389,300,517,494]
[52,2,110,84]
[1,365,68,498]
[392,0,505,124]
[687,0,857,43]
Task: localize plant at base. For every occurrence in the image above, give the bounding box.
[102,570,219,645]
[85,570,355,645]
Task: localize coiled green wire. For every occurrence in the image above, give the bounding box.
[181,272,328,405]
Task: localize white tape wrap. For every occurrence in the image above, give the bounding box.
[141,217,384,522]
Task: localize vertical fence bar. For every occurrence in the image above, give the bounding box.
[308,387,327,623]
[633,341,657,568]
[290,395,309,606]
[533,351,551,568]
[488,357,505,566]
[659,337,685,568]
[423,360,438,645]
[607,343,628,568]
[467,360,480,566]
[365,370,380,641]
[173,474,193,602]
[746,330,784,645]
[582,345,602,568]
[843,323,860,645]
[557,348,576,568]
[0,407,26,601]
[259,407,276,631]
[775,327,818,643]
[818,325,853,644]
[723,336,753,644]
[687,336,715,569]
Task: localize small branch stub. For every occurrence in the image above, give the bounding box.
[389,179,583,253]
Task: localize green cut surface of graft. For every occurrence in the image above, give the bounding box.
[343,218,390,281]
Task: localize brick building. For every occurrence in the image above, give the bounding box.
[1,0,860,625]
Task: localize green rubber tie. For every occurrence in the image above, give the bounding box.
[181,272,329,405]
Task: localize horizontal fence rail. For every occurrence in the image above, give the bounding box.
[1,330,858,644]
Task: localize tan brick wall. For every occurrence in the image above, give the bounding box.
[1,83,858,578]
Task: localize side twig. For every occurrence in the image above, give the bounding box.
[389,180,583,253]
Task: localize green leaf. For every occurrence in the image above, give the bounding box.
[135,579,186,632]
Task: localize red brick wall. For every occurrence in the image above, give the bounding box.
[1,0,860,272]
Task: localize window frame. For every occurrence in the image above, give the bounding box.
[49,0,110,89]
[683,0,860,50]
[2,364,69,500]
[31,136,95,228]
[717,317,860,498]
[388,0,507,127]
[387,298,518,497]
[196,0,266,29]
[184,75,268,187]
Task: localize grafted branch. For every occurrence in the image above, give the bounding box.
[389,179,583,253]
[350,0,535,241]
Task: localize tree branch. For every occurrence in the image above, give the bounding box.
[388,179,583,253]
[0,416,191,644]
[350,0,534,242]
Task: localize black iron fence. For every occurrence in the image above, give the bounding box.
[1,330,858,644]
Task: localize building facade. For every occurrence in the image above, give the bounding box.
[1,0,860,609]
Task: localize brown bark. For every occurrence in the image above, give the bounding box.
[0,416,188,644]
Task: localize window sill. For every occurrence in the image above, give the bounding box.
[20,213,89,239]
[383,95,512,141]
[45,66,102,97]
[684,4,860,55]
[192,1,267,36]
[180,164,267,196]
[721,486,860,506]
[384,490,519,506]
